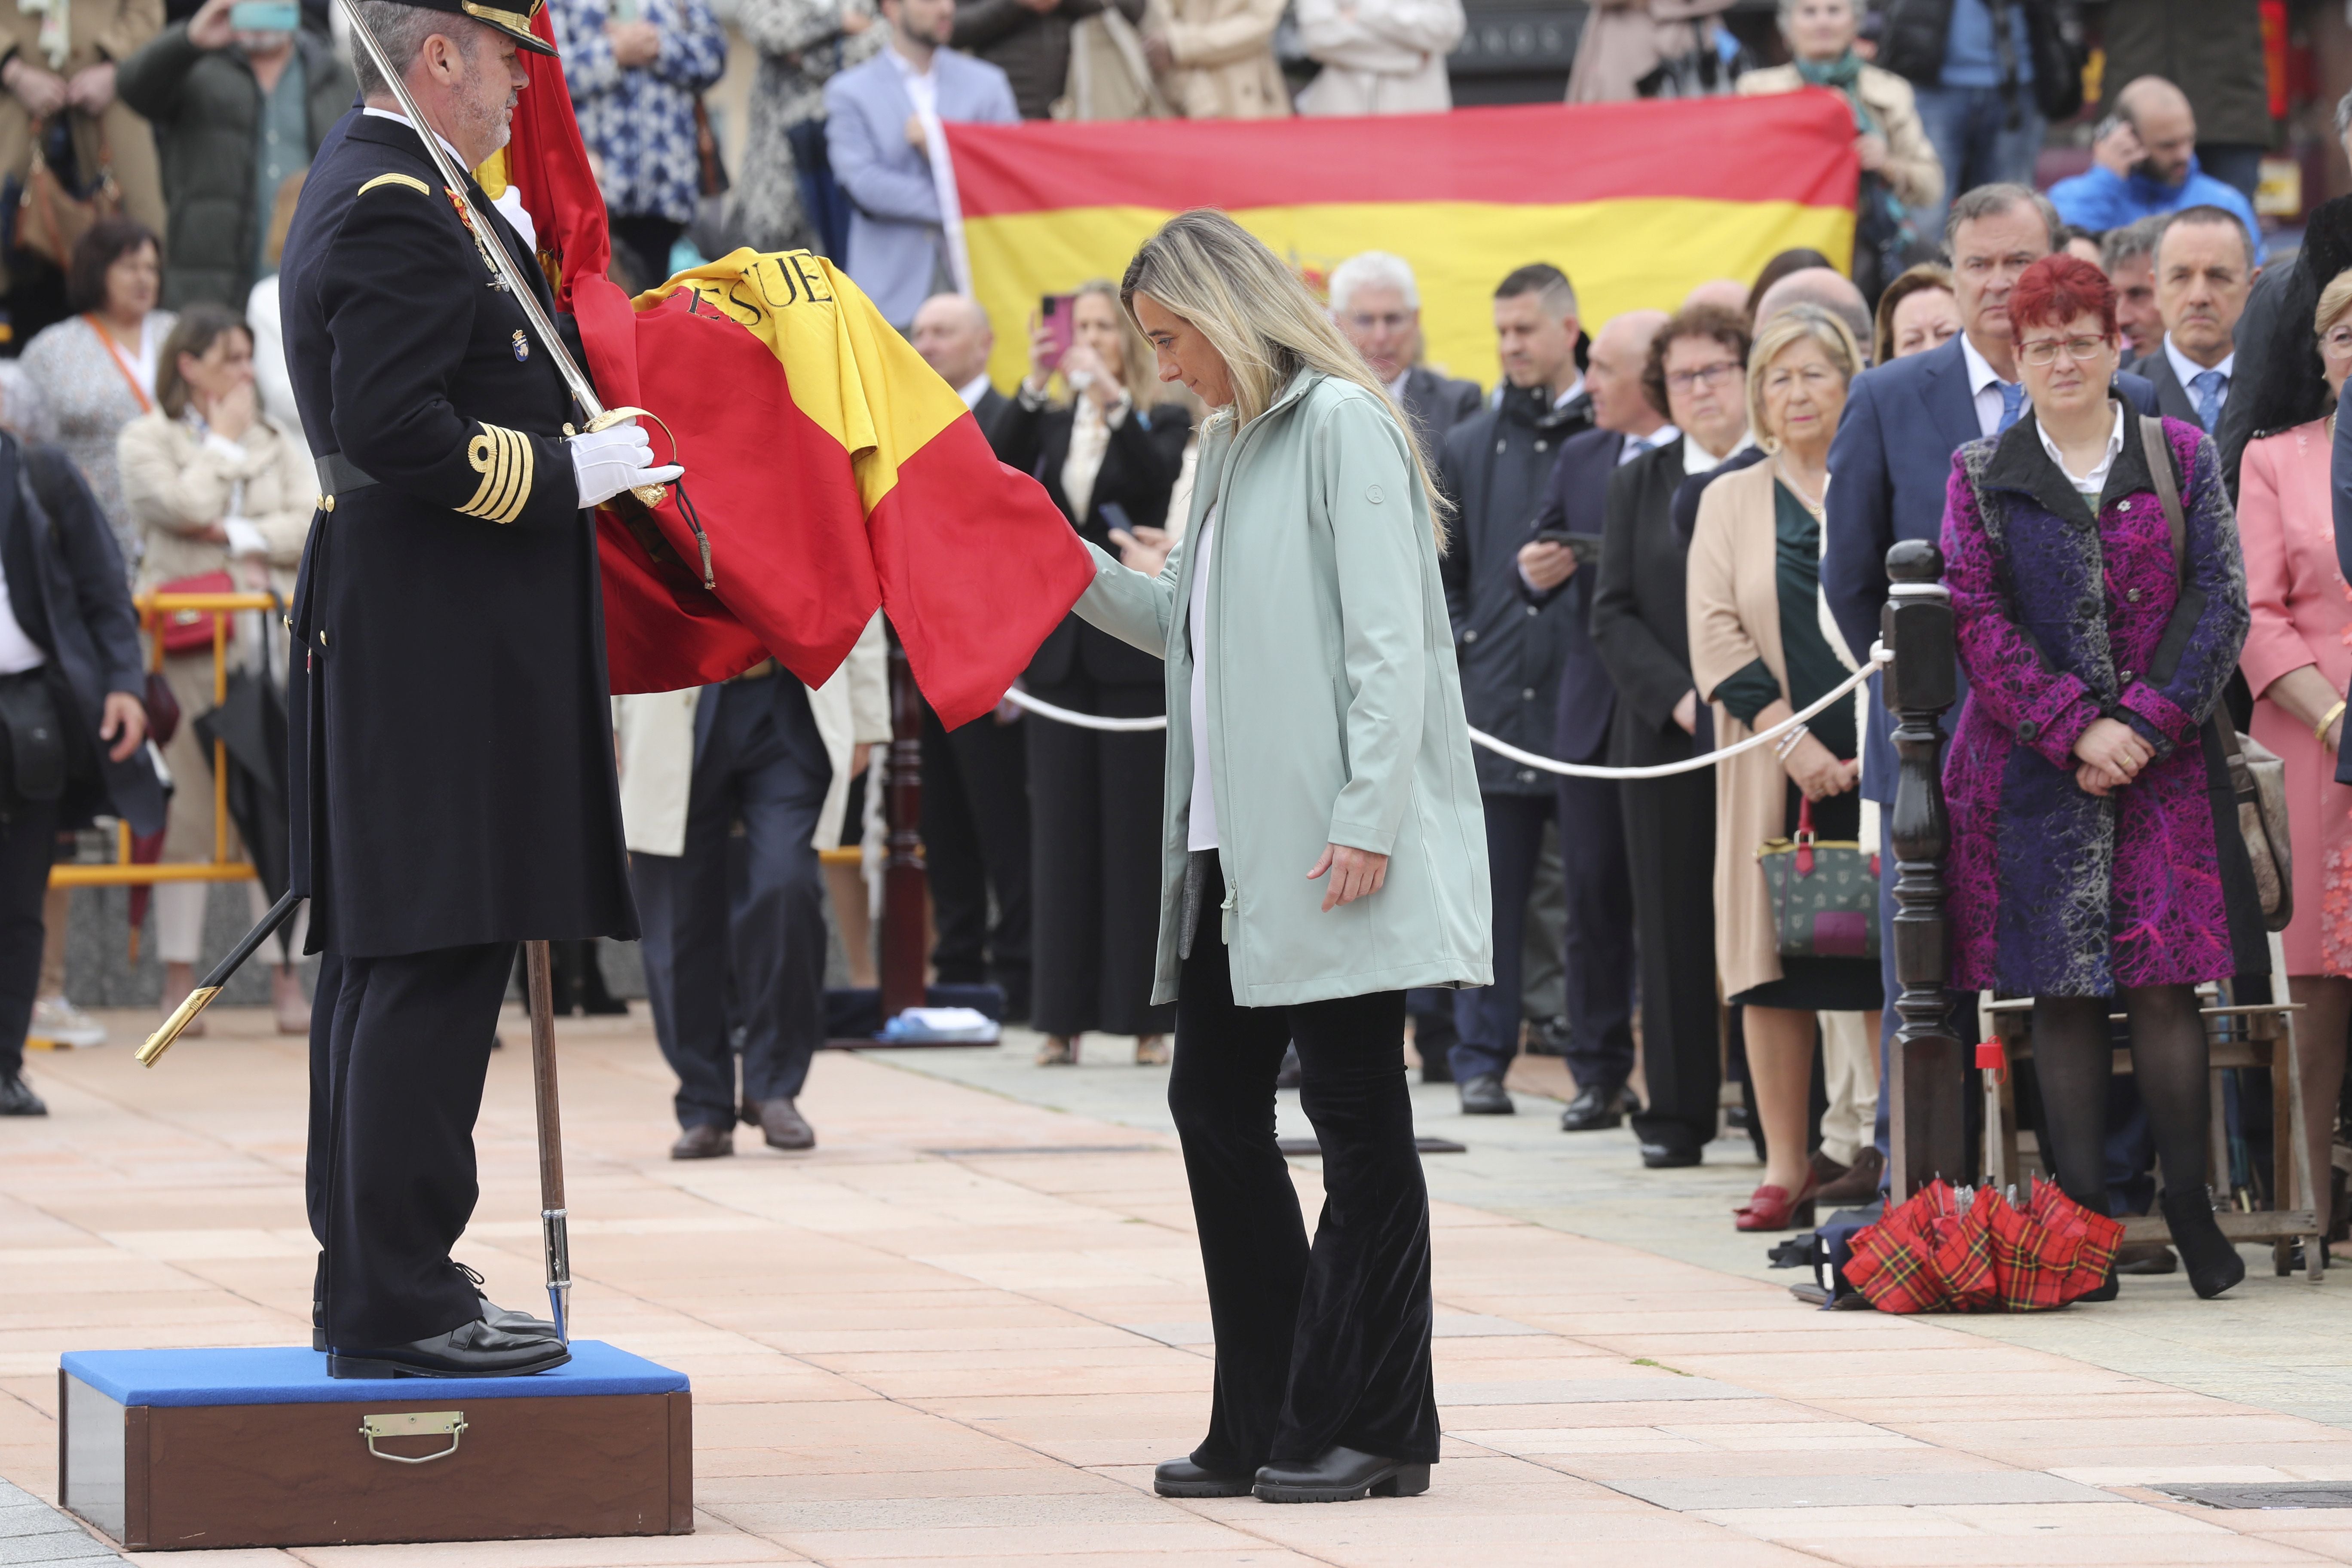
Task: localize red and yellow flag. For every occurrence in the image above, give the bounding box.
[944,93,1860,391]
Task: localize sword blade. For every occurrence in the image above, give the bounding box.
[337,0,605,421]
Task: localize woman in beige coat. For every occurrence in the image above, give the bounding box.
[1143,0,1290,118]
[118,303,313,1034]
[1687,305,1882,1234]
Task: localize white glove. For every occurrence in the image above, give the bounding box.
[569,420,685,510]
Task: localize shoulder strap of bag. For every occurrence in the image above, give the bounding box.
[2138,412,2245,768]
[85,315,151,416]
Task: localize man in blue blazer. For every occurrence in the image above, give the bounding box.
[1823,183,2157,1186]
[824,0,1017,329]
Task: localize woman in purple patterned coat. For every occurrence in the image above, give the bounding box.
[1941,254,2263,1302]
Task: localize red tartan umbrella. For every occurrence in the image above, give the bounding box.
[1844,1180,2121,1313]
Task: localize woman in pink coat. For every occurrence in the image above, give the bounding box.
[2237,266,2352,1248]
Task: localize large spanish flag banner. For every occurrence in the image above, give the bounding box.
[945,93,1860,393]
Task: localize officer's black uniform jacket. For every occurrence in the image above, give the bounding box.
[279,109,635,956]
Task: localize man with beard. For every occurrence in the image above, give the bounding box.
[2050,75,2265,264]
[277,0,680,1378]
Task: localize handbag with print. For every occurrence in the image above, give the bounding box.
[1758,792,1880,960]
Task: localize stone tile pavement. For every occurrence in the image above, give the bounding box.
[1,1005,2350,1566]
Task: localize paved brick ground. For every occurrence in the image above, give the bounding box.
[4,1005,2352,1566]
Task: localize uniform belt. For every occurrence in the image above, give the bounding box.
[727,658,778,683]
[315,453,378,493]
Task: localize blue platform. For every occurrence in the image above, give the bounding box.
[60,1340,687,1407]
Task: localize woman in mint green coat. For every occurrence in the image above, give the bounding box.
[1075,210,1491,1506]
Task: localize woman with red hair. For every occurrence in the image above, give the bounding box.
[1940,253,2261,1302]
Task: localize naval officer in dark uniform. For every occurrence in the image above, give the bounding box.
[278,0,680,1378]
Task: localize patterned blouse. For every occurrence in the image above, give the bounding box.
[551,0,729,228]
[732,0,882,254]
[19,310,177,582]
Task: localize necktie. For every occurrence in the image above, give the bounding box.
[1623,435,1652,461]
[2189,369,2225,432]
[1995,380,2026,435]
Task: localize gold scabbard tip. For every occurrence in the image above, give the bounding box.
[136,986,221,1067]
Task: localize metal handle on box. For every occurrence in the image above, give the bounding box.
[359,1410,467,1464]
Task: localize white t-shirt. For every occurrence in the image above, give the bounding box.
[0,549,47,674]
[1187,507,1217,851]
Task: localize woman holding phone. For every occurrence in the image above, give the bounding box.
[1077,210,1489,1503]
[997,279,1194,1067]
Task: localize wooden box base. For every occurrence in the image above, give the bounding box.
[58,1341,692,1551]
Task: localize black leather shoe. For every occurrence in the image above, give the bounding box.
[1458,1073,1513,1115]
[0,1072,46,1116]
[1154,1458,1255,1498]
[1639,1141,1702,1169]
[1524,1015,1572,1057]
[2112,1241,2178,1276]
[671,1122,734,1159]
[2161,1186,2246,1299]
[456,1261,557,1336]
[1559,1083,1630,1132]
[2077,1262,2120,1302]
[1253,1446,1430,1503]
[328,1319,570,1378]
[753,1096,816,1150]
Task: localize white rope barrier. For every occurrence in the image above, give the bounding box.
[998,643,1895,780]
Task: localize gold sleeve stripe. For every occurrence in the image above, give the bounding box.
[358,172,432,198]
[459,423,534,524]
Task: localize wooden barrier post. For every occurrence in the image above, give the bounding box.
[878,636,927,1021]
[1881,539,1963,1200]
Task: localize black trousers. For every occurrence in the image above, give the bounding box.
[921,701,1032,1012]
[1169,870,1437,1471]
[1026,677,1172,1038]
[1554,765,1637,1092]
[1451,793,1550,1082]
[0,796,57,1080]
[1621,769,1721,1156]
[307,941,514,1348]
[634,675,831,1130]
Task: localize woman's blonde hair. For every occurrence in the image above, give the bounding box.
[1747,304,1862,452]
[1120,208,1447,543]
[2315,267,2352,338]
[1069,278,1161,409]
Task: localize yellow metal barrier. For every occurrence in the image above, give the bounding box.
[50,591,278,889]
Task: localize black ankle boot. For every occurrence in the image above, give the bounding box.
[2160,1187,2246,1299]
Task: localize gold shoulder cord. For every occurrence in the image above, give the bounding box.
[357,172,431,197]
[460,423,534,524]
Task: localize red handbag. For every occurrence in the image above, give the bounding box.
[153,569,235,655]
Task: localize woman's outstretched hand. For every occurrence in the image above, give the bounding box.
[1308,843,1387,912]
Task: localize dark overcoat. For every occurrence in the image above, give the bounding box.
[278,110,635,957]
[1942,413,2266,998]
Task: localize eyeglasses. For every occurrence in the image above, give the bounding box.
[2324,325,2352,357]
[1666,361,1741,393]
[2018,335,2113,366]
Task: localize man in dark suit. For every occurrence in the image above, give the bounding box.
[1331,249,1479,1078]
[2126,205,2252,435]
[909,292,1032,1017]
[281,0,677,1377]
[1436,263,1593,1116]
[0,435,161,1117]
[1330,250,1481,455]
[1515,309,1668,1132]
[1823,183,2157,1196]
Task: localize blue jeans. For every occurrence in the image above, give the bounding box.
[1911,84,2046,236]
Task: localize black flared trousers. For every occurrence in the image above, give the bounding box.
[1168,879,1438,1471]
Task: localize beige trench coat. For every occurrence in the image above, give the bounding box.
[1686,459,1801,1000]
[1156,0,1290,118]
[1736,61,1945,216]
[0,0,165,294]
[1294,0,1461,115]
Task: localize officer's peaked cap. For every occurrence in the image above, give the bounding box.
[381,0,557,55]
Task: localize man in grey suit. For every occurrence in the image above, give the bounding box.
[824,0,1017,329]
[2127,205,2254,435]
[1332,251,1482,455]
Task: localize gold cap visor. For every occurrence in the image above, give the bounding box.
[459,0,557,53]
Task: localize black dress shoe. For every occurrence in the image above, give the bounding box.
[1458,1073,1513,1115]
[752,1096,816,1150]
[1639,1141,1702,1169]
[328,1319,570,1379]
[2112,1241,2178,1276]
[0,1072,46,1115]
[671,1122,734,1159]
[1524,1015,1572,1057]
[1559,1083,1629,1132]
[1253,1446,1430,1503]
[456,1261,557,1336]
[1153,1457,1255,1498]
[2161,1186,2246,1299]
